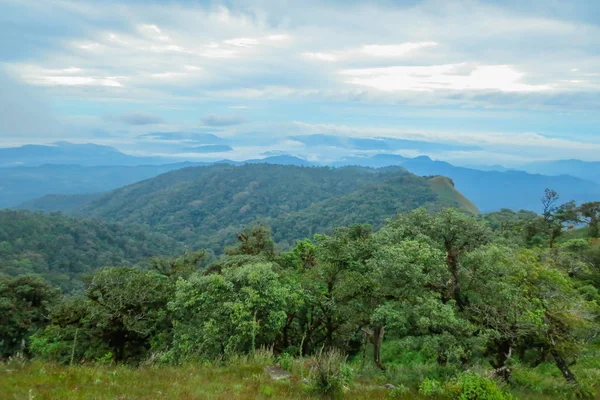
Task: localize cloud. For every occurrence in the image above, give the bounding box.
[117,112,165,125]
[360,42,438,57]
[2,0,600,162]
[0,69,62,141]
[201,114,247,126]
[340,64,552,93]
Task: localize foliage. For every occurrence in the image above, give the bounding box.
[169,261,298,361]
[0,275,59,358]
[44,164,470,251]
[31,268,174,364]
[3,195,600,399]
[308,348,354,397]
[446,373,513,400]
[0,210,181,290]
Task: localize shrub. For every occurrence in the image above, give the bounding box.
[418,377,443,396]
[308,348,353,397]
[446,373,513,400]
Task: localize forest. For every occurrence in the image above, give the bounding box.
[24,164,471,250]
[2,190,600,399]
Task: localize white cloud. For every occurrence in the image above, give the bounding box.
[361,42,438,57]
[340,64,552,93]
[224,37,259,47]
[303,52,337,62]
[266,34,291,42]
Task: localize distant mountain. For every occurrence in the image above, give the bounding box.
[28,164,471,251]
[522,159,600,184]
[332,154,407,168]
[288,134,481,152]
[0,141,172,167]
[8,148,600,214]
[399,157,600,213]
[329,154,600,213]
[0,163,207,208]
[462,164,513,172]
[244,155,313,167]
[186,145,233,153]
[137,132,227,144]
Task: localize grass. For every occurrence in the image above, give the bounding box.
[428,176,480,215]
[0,359,413,400]
[3,346,600,399]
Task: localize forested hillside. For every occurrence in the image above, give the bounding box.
[2,205,600,399]
[0,210,182,290]
[27,164,472,250]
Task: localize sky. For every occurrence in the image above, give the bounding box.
[1,0,600,166]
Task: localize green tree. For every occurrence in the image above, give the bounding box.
[578,201,600,238]
[170,262,299,360]
[0,275,59,358]
[32,268,173,363]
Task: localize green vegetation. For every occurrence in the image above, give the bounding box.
[0,210,182,291]
[30,164,472,250]
[2,198,600,399]
[428,176,479,215]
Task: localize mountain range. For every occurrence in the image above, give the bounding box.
[24,164,471,250]
[2,142,600,213]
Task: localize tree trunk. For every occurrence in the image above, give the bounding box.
[490,340,512,382]
[445,247,465,310]
[371,325,386,371]
[551,349,579,385]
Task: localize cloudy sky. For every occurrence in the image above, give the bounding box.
[1,0,600,166]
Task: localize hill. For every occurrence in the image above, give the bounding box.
[427,176,479,215]
[0,210,182,290]
[399,157,600,213]
[0,163,208,209]
[522,159,600,184]
[0,141,174,167]
[12,152,600,214]
[29,164,471,250]
[333,154,600,213]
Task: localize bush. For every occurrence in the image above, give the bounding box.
[418,377,443,396]
[308,348,353,397]
[446,373,513,400]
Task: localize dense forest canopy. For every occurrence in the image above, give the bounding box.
[3,160,600,398]
[0,210,182,291]
[26,164,472,250]
[2,203,600,398]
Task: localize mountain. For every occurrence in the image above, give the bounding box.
[0,142,172,167]
[244,155,313,167]
[288,134,481,152]
[137,132,227,144]
[427,176,479,215]
[30,164,472,250]
[332,154,600,213]
[0,210,182,290]
[0,162,209,209]
[399,157,600,213]
[522,159,600,184]
[186,145,233,153]
[9,149,600,214]
[332,154,407,168]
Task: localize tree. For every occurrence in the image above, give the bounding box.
[578,202,600,238]
[297,225,374,356]
[0,275,59,358]
[32,268,173,363]
[170,262,299,360]
[225,224,276,259]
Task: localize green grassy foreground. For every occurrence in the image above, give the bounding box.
[1,360,398,400]
[2,353,600,400]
